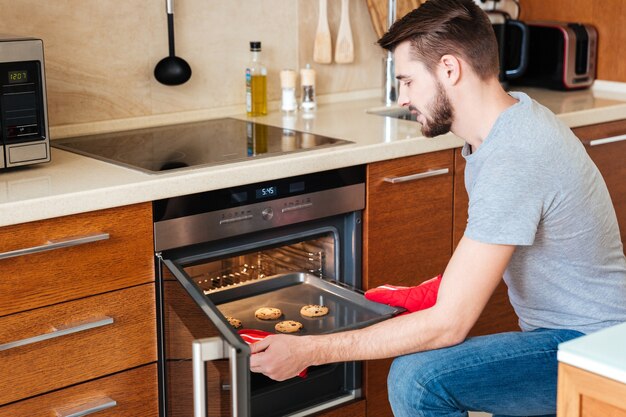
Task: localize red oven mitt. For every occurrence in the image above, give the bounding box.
[238,329,308,378]
[365,274,442,313]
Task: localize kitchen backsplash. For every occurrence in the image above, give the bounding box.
[4,0,624,134]
[0,0,381,130]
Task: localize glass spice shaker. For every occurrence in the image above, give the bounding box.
[280,69,297,113]
[300,64,316,112]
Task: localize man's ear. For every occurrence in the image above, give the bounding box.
[438,54,461,86]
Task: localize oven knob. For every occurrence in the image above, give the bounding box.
[261,207,274,220]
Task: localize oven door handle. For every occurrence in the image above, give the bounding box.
[193,337,240,417]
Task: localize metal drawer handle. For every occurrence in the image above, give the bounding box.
[0,316,114,352]
[383,168,450,184]
[193,337,239,417]
[589,133,626,146]
[55,396,117,417]
[0,232,110,260]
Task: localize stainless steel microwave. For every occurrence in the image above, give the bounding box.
[0,36,50,170]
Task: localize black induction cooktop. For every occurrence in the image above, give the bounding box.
[52,118,352,174]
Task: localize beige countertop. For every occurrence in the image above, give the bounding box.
[2,81,626,227]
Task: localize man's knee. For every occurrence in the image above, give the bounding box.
[387,353,432,410]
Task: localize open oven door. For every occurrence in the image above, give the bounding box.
[157,220,403,417]
[160,257,251,417]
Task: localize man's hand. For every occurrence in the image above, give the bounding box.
[365,274,442,313]
[249,334,318,381]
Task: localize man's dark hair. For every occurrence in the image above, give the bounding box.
[378,0,499,80]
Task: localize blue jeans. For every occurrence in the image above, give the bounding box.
[387,328,584,417]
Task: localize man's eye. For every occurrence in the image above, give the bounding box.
[402,80,411,87]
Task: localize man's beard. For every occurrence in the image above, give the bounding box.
[421,83,454,138]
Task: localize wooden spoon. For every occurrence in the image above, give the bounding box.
[335,0,354,63]
[313,0,332,64]
[366,0,424,38]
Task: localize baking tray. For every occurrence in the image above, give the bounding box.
[206,272,404,335]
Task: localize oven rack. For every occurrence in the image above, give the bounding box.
[190,244,326,294]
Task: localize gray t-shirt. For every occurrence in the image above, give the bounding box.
[462,92,626,334]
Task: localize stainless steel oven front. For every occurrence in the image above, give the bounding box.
[154,166,392,417]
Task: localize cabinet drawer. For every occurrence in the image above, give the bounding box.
[0,203,154,317]
[364,149,454,287]
[0,363,158,417]
[0,284,157,405]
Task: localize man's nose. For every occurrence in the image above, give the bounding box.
[397,84,409,107]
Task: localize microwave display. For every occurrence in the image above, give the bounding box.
[8,70,28,84]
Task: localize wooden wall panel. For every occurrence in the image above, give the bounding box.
[520,0,626,82]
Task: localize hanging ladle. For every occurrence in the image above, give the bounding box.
[154,0,192,85]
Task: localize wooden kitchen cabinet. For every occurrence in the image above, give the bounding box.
[0,202,155,316]
[573,119,626,252]
[363,150,455,417]
[363,149,519,417]
[366,148,517,342]
[557,363,626,417]
[0,363,159,417]
[0,203,157,412]
[0,284,156,405]
[364,149,455,286]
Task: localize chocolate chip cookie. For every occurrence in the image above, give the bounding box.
[254,307,283,320]
[226,316,242,329]
[300,304,329,317]
[275,320,303,333]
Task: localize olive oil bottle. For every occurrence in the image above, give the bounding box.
[246,41,267,117]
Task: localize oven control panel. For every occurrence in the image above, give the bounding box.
[261,207,273,220]
[220,195,314,223]
[153,166,365,251]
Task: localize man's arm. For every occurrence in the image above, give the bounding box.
[250,236,515,381]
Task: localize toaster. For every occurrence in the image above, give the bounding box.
[512,21,597,90]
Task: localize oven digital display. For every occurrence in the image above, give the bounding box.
[8,70,28,84]
[256,186,278,199]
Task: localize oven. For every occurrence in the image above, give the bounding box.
[154,166,400,417]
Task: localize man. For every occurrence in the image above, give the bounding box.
[250,0,626,415]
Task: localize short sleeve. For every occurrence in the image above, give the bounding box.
[464,153,544,246]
